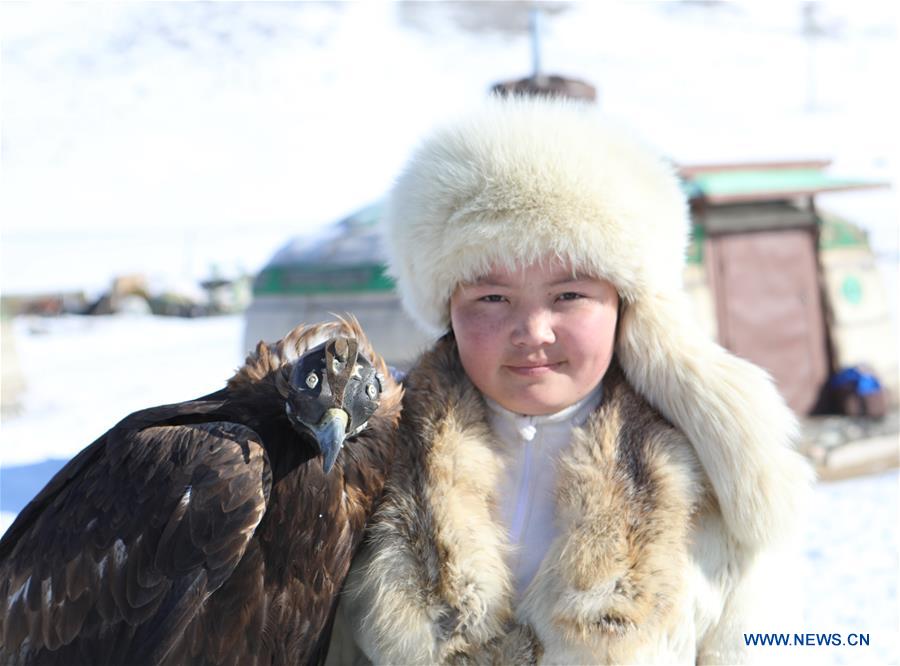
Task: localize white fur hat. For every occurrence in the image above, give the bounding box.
[382,96,811,548]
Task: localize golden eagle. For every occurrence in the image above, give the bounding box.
[0,318,402,665]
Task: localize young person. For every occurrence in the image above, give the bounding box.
[327,96,812,664]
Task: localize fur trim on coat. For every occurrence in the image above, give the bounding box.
[328,338,800,665]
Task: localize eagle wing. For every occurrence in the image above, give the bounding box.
[0,413,272,665]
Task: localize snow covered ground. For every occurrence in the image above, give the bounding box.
[803,470,898,665]
[0,314,246,468]
[1,314,898,665]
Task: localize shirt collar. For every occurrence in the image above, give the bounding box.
[483,381,603,441]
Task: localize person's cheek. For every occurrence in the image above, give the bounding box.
[453,305,499,368]
[583,309,616,379]
[456,304,501,344]
[562,308,612,381]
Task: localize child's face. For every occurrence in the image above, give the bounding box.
[450,257,619,416]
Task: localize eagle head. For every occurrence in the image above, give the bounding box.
[285,336,383,473]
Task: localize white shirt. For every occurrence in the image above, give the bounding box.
[484,384,603,601]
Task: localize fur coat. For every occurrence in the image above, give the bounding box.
[326,336,805,665]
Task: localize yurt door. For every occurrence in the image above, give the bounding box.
[707,228,830,414]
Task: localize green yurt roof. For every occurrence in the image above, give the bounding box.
[682,164,885,204]
[254,201,394,296]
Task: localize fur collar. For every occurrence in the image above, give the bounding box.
[344,336,707,663]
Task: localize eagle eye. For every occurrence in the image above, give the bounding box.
[305,372,319,389]
[366,383,377,399]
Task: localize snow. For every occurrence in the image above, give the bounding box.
[801,470,899,665]
[0,4,898,662]
[1,314,245,468]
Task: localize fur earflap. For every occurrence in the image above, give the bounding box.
[617,293,813,547]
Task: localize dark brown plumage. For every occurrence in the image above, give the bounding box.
[0,318,402,665]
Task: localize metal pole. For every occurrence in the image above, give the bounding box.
[802,4,818,112]
[530,7,542,82]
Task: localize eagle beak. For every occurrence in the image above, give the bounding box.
[312,408,349,474]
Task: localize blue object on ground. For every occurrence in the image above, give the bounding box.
[828,367,882,396]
